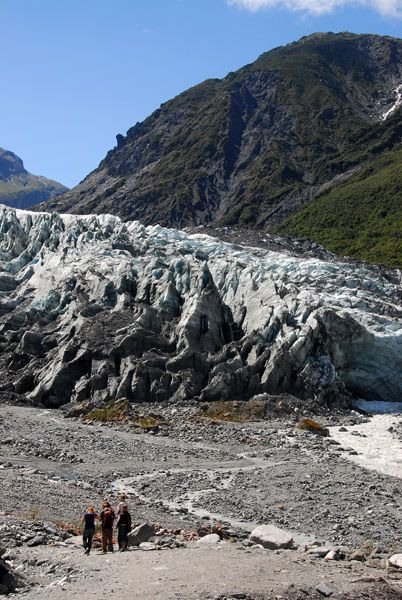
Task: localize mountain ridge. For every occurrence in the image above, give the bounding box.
[0,147,68,209]
[34,32,402,267]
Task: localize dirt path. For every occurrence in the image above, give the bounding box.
[14,537,402,600]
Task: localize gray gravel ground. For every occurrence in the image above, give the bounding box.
[0,402,402,599]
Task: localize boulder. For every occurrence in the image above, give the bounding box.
[0,557,23,594]
[249,524,293,550]
[27,534,46,546]
[308,546,333,558]
[389,554,402,569]
[349,551,366,562]
[324,549,340,561]
[127,523,155,547]
[196,533,220,545]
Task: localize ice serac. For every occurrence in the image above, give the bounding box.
[0,205,401,409]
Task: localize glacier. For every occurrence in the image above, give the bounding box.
[0,204,401,409]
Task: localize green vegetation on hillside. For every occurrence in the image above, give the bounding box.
[276,146,402,268]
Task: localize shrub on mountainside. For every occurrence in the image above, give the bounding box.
[277,146,402,268]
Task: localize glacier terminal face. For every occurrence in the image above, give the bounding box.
[0,204,401,408]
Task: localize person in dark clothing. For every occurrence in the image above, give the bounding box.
[81,507,99,555]
[116,504,131,551]
[99,501,115,553]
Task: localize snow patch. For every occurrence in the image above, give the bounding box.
[381,84,402,121]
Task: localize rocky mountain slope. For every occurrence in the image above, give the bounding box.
[0,147,67,210]
[35,32,402,267]
[0,205,401,411]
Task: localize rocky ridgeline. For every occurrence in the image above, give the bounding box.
[0,206,401,414]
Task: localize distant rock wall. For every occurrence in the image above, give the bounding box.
[0,206,401,409]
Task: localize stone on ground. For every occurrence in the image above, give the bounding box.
[249,524,293,550]
[316,583,334,596]
[295,418,329,437]
[196,533,220,545]
[389,554,402,568]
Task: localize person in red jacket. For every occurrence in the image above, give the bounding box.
[99,501,115,553]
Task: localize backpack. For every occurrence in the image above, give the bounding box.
[102,508,114,529]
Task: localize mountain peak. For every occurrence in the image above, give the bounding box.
[33,32,402,267]
[0,147,68,210]
[0,147,27,180]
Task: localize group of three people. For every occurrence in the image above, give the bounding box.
[81,494,132,555]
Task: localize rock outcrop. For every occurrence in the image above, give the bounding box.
[0,206,401,410]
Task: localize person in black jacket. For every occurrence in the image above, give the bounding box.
[116,503,131,551]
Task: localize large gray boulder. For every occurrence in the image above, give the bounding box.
[127,523,155,547]
[249,524,293,550]
[0,556,22,594]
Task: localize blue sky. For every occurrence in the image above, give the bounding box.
[1,0,402,189]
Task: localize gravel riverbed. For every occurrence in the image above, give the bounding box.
[0,402,402,599]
